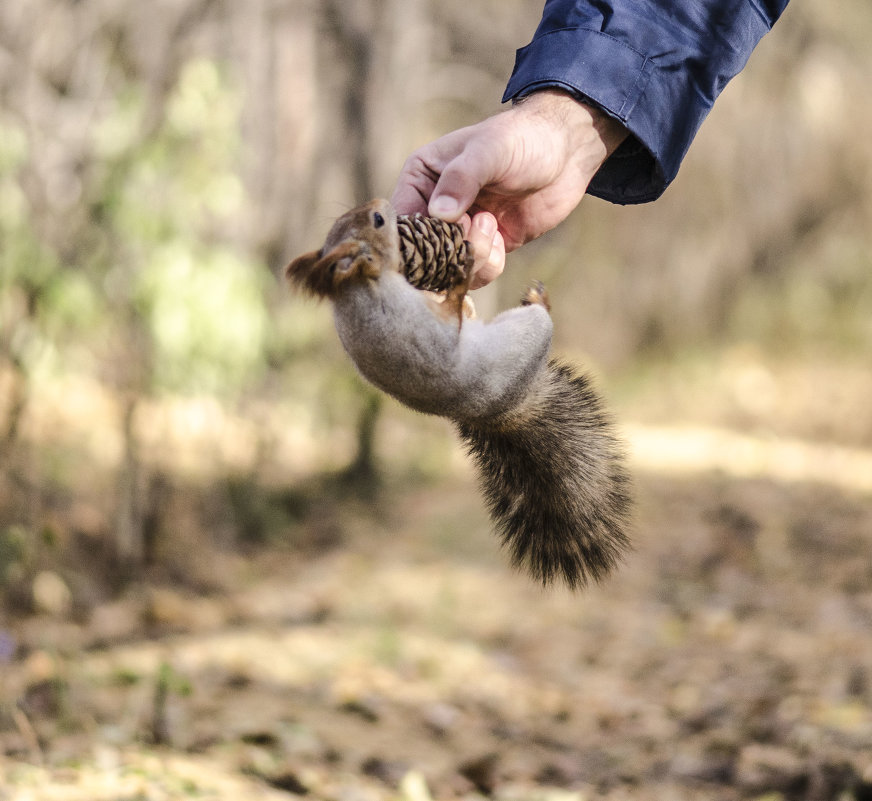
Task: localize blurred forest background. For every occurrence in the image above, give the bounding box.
[1,1,871,799]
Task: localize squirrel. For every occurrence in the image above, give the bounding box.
[286,198,631,589]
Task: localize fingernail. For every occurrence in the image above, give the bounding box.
[430,195,460,218]
[475,213,497,237]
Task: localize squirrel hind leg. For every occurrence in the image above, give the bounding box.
[520,281,551,312]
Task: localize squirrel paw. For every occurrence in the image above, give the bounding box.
[520,281,551,312]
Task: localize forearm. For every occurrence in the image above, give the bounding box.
[505,0,791,203]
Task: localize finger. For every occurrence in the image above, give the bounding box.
[466,213,505,289]
[391,184,429,216]
[471,232,505,289]
[390,154,438,215]
[451,212,474,243]
[391,129,476,216]
[390,181,432,216]
[466,211,496,270]
[428,137,504,222]
[429,161,483,221]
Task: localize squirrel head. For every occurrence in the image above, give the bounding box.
[285,199,400,299]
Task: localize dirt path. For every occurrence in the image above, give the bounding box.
[3,449,872,800]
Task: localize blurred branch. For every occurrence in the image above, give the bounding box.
[321,0,377,201]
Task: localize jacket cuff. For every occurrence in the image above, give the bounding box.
[502,27,668,204]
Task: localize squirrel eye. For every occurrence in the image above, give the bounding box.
[373,211,385,228]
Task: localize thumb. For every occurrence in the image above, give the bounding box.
[428,142,501,222]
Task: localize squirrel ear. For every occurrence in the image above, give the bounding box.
[286,241,373,298]
[285,249,321,281]
[285,249,325,297]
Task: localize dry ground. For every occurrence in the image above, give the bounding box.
[2,356,872,801]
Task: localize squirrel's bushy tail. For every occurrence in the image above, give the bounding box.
[456,360,631,590]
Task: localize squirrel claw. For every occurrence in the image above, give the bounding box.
[520,281,551,312]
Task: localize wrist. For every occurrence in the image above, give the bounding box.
[513,88,628,177]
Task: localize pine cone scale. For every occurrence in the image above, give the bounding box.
[397,213,472,293]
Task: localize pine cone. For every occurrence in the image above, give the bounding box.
[397,213,472,293]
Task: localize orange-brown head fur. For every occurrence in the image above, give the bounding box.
[285,199,399,299]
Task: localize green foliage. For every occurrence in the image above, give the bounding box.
[2,58,270,399]
[139,244,268,394]
[156,660,193,698]
[0,121,27,172]
[0,525,28,587]
[110,667,143,687]
[108,58,269,397]
[0,121,62,374]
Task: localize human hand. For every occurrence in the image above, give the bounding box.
[391,90,627,288]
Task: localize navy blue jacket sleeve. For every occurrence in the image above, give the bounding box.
[503,0,789,204]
